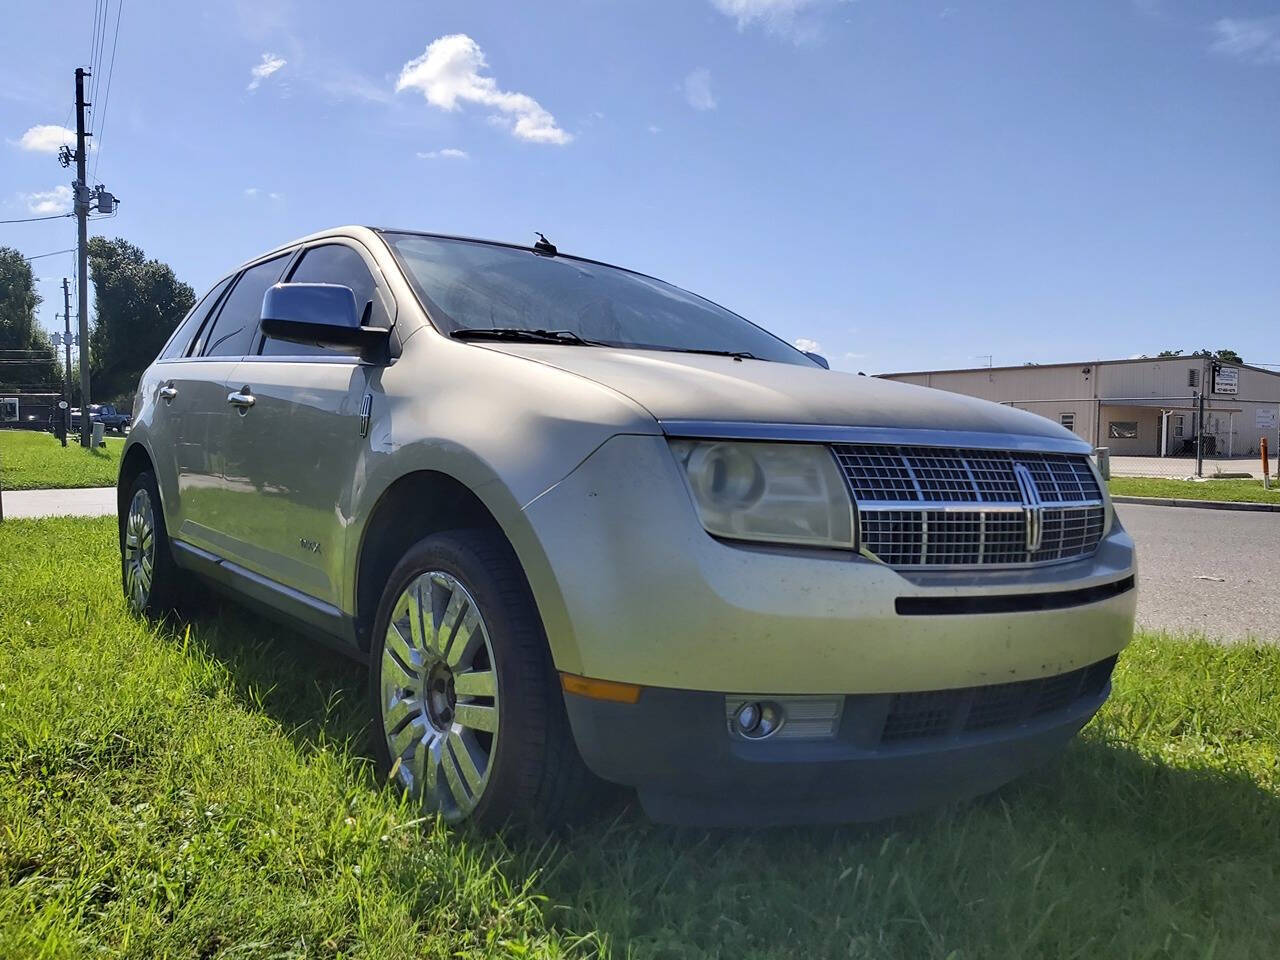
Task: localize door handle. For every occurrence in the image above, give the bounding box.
[159,384,178,402]
[227,388,256,410]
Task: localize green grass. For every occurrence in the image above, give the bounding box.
[1110,475,1280,504]
[0,430,123,490]
[2,518,1278,958]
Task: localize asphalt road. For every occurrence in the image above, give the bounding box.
[1117,502,1280,641]
[2,488,1271,640]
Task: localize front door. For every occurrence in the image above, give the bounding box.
[170,252,293,555]
[215,240,391,607]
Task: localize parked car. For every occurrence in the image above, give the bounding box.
[118,227,1136,828]
[71,403,131,433]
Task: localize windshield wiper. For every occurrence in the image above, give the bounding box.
[647,346,761,361]
[450,327,605,346]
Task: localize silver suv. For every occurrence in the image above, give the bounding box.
[119,227,1136,828]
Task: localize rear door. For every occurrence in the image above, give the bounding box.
[168,253,292,556]
[144,274,233,542]
[218,240,392,606]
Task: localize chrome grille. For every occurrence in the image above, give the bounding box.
[832,445,1106,569]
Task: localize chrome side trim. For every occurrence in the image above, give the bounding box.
[658,420,1092,455]
[171,540,362,655]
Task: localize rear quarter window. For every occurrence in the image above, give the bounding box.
[158,276,232,360]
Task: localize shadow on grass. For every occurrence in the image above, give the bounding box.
[167,603,1280,955]
[171,597,374,754]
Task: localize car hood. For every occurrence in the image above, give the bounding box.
[479,344,1082,444]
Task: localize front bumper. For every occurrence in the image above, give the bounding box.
[565,658,1114,825]
[521,434,1136,695]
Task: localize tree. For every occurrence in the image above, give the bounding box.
[88,237,195,401]
[0,246,59,390]
[1154,348,1243,364]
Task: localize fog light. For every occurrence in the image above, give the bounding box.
[726,695,842,741]
[733,700,784,740]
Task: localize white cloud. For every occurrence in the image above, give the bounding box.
[244,187,283,201]
[683,68,717,111]
[793,337,822,353]
[709,0,828,37]
[243,187,259,197]
[1211,17,1280,64]
[417,148,469,159]
[16,124,77,153]
[248,53,287,91]
[23,185,72,215]
[647,124,661,134]
[396,34,571,145]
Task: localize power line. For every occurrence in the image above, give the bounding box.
[88,0,102,87]
[92,0,123,180]
[23,248,77,261]
[0,212,74,224]
[89,1,110,127]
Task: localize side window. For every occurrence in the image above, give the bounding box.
[200,254,290,358]
[260,244,378,358]
[159,276,232,360]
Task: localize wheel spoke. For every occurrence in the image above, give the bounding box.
[454,703,498,733]
[388,712,427,760]
[453,669,496,698]
[383,622,420,678]
[433,586,470,660]
[447,729,486,795]
[382,691,419,733]
[446,607,484,669]
[423,734,442,797]
[441,737,471,807]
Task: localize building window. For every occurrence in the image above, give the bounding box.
[1059,412,1076,433]
[1108,421,1139,439]
[1188,368,1200,388]
[1173,415,1185,438]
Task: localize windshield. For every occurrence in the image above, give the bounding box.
[382,233,812,365]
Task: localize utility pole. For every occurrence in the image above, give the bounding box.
[1196,391,1205,479]
[74,66,93,448]
[62,278,73,446]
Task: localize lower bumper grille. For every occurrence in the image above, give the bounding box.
[878,656,1117,745]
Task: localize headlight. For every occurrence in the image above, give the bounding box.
[668,439,855,549]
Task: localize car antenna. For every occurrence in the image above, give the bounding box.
[533,232,558,256]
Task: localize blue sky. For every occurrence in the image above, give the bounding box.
[3,0,1277,373]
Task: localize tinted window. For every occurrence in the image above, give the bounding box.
[260,244,376,357]
[200,255,289,358]
[159,276,232,360]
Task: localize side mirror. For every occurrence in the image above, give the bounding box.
[804,351,830,369]
[259,283,390,357]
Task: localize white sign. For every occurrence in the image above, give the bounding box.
[1257,409,1277,430]
[1213,366,1239,395]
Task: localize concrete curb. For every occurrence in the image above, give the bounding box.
[1112,495,1280,513]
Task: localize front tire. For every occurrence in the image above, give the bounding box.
[369,530,599,830]
[120,470,181,616]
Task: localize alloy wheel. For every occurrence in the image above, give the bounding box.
[123,488,156,611]
[379,571,500,820]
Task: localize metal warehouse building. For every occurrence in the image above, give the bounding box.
[880,357,1280,458]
